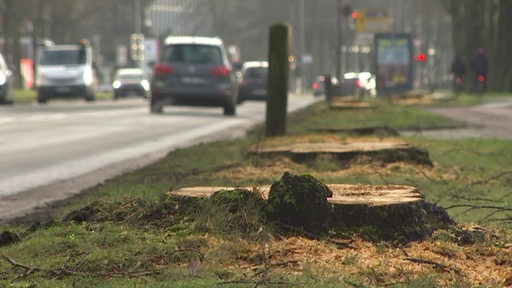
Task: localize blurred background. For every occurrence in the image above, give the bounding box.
[0,0,510,93]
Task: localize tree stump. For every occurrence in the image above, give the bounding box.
[249,141,433,166]
[314,126,399,137]
[169,183,423,206]
[169,177,454,242]
[328,97,376,109]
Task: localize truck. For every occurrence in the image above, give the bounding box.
[35,39,98,103]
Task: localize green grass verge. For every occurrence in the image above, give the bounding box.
[1,93,511,287]
[13,89,112,104]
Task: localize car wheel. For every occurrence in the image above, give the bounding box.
[223,103,236,116]
[150,98,164,114]
[0,95,12,105]
[85,92,96,102]
[37,93,48,104]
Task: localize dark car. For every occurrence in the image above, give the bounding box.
[150,36,238,116]
[112,68,150,99]
[340,72,376,98]
[238,61,268,102]
[0,52,14,105]
[312,75,339,97]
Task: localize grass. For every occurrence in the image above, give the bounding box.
[13,89,112,104]
[1,91,511,287]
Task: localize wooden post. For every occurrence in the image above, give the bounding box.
[265,24,290,137]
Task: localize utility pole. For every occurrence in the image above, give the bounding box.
[299,0,305,94]
[336,0,342,80]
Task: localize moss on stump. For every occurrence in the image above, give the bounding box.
[266,172,333,234]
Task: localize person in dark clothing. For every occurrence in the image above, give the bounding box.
[471,48,489,91]
[451,55,466,78]
[451,55,466,93]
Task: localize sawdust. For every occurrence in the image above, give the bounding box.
[206,230,511,287]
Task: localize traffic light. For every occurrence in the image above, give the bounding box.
[416,53,426,62]
[130,33,144,61]
[351,11,359,19]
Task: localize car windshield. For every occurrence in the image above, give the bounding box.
[244,67,267,79]
[40,49,86,66]
[162,44,223,64]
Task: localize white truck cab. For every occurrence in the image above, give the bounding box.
[36,40,98,103]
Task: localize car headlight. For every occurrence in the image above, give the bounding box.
[112,80,122,89]
[141,79,150,91]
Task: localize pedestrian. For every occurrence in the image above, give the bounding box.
[451,55,466,78]
[471,48,489,92]
[451,55,466,93]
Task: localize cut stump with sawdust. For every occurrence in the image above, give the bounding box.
[313,126,399,137]
[170,184,423,206]
[328,97,376,109]
[249,141,433,166]
[169,179,454,242]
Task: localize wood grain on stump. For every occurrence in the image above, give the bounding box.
[169,184,423,206]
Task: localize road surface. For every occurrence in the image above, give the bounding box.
[0,95,318,221]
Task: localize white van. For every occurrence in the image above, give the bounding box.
[36,40,98,103]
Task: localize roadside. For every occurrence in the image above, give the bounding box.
[0,93,321,223]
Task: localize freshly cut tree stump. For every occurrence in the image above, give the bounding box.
[169,184,423,206]
[169,182,453,242]
[314,126,399,137]
[328,97,376,109]
[250,142,433,166]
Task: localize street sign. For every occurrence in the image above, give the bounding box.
[355,10,391,33]
[302,54,313,64]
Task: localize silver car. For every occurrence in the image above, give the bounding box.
[112,68,150,99]
[150,36,238,116]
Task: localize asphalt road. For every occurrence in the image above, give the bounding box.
[0,95,319,221]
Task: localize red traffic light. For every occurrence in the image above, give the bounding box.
[351,11,359,19]
[416,53,426,62]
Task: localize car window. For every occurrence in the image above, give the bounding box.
[40,49,86,65]
[162,44,222,64]
[244,67,267,79]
